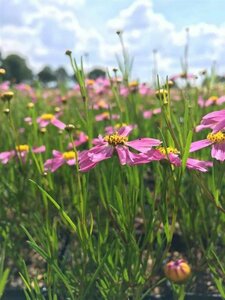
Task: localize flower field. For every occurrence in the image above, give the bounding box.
[0,51,225,300]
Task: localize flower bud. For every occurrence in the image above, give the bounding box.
[65,124,75,132]
[164,259,191,283]
[0,68,6,75]
[3,108,10,115]
[39,128,47,134]
[65,50,72,56]
[27,102,34,109]
[155,88,168,97]
[1,91,14,102]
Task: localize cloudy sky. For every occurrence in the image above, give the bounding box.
[1,0,225,80]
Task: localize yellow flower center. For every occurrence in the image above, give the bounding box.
[101,112,110,118]
[208,96,218,102]
[97,100,107,108]
[129,80,138,87]
[157,146,180,155]
[41,113,54,120]
[16,144,29,152]
[104,133,128,146]
[63,151,76,160]
[207,131,225,143]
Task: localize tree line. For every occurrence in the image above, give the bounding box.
[0,53,106,85]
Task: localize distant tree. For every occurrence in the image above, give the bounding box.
[88,68,106,80]
[55,66,69,83]
[38,66,56,84]
[2,54,33,83]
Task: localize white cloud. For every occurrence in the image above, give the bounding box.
[1,0,225,80]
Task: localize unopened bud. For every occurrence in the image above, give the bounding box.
[54,107,61,113]
[65,124,75,132]
[1,91,14,102]
[155,89,168,99]
[3,108,10,115]
[164,259,191,283]
[65,50,72,56]
[0,68,6,75]
[27,102,34,109]
[39,127,47,134]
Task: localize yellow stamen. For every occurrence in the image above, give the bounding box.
[16,145,29,152]
[207,131,225,143]
[63,151,76,160]
[41,113,54,120]
[157,146,180,155]
[104,132,128,146]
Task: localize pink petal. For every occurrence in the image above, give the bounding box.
[79,155,98,172]
[212,119,225,133]
[211,143,225,161]
[168,154,181,166]
[37,119,49,127]
[118,125,134,137]
[66,159,76,166]
[0,151,14,164]
[52,150,63,157]
[87,145,113,163]
[190,139,212,152]
[32,145,46,153]
[186,158,213,172]
[127,138,161,153]
[44,158,64,172]
[51,118,66,129]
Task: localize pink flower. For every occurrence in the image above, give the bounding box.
[190,131,225,161]
[104,123,137,135]
[198,95,225,108]
[147,146,213,172]
[67,131,88,149]
[44,150,77,172]
[170,73,197,81]
[143,108,161,119]
[120,86,129,97]
[79,126,161,172]
[95,111,120,122]
[0,81,10,91]
[0,145,45,164]
[37,113,66,129]
[92,99,110,110]
[196,110,225,133]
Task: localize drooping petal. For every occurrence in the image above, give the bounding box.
[116,146,129,165]
[87,145,113,163]
[44,158,64,172]
[186,158,213,172]
[126,138,161,153]
[52,150,63,157]
[118,125,134,137]
[79,154,98,172]
[212,119,225,133]
[37,119,50,127]
[190,139,212,152]
[51,118,66,129]
[168,154,181,166]
[66,159,76,166]
[0,151,15,164]
[211,143,225,161]
[32,145,46,153]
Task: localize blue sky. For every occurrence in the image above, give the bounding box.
[1,0,225,81]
